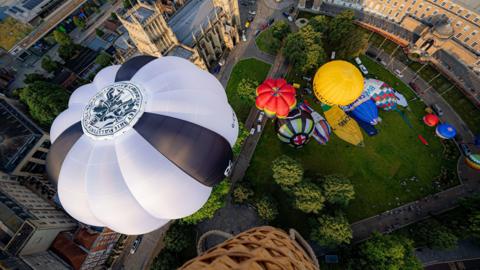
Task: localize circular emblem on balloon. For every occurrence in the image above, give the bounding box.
[82,82,146,139]
[46,56,238,235]
[276,109,314,148]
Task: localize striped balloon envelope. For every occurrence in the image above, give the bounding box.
[298,102,331,145]
[276,109,314,148]
[363,78,398,111]
[465,154,480,171]
[46,56,238,235]
[256,78,297,119]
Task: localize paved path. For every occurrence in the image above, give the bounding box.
[417,239,480,266]
[351,46,479,242]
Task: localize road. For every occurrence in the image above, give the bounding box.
[350,45,479,242]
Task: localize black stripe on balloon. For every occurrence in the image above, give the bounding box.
[134,113,233,187]
[114,55,157,82]
[46,122,83,186]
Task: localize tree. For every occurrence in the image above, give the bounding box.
[356,233,422,270]
[321,175,355,207]
[271,155,303,190]
[255,196,278,222]
[73,16,86,30]
[283,25,326,74]
[414,220,458,250]
[236,78,258,103]
[24,73,47,84]
[163,223,193,252]
[233,184,254,204]
[41,56,59,73]
[233,122,249,156]
[58,44,78,60]
[53,29,72,46]
[181,179,230,224]
[96,28,105,37]
[151,250,178,270]
[271,21,291,40]
[469,211,480,241]
[323,10,368,59]
[110,12,118,21]
[311,213,352,248]
[18,81,69,126]
[309,15,330,34]
[95,52,113,67]
[291,182,325,214]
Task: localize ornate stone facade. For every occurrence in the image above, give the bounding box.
[117,0,239,69]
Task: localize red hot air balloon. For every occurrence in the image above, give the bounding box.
[256,78,296,119]
[423,114,439,127]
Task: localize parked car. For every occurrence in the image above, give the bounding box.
[359,64,368,75]
[245,21,250,28]
[460,143,472,156]
[257,124,262,133]
[394,69,404,78]
[242,30,247,42]
[130,236,143,254]
[409,82,420,92]
[254,29,261,36]
[289,6,295,13]
[431,104,444,116]
[260,22,268,30]
[248,10,256,15]
[354,57,362,65]
[282,11,289,17]
[330,51,336,60]
[288,15,293,22]
[247,15,254,22]
[302,76,312,82]
[250,127,255,135]
[380,60,387,66]
[268,18,275,25]
[257,112,264,123]
[366,51,377,58]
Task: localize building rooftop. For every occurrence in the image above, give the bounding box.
[167,45,194,59]
[0,98,43,173]
[125,6,155,24]
[168,0,221,46]
[451,0,480,13]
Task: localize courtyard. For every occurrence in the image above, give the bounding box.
[227,54,460,235]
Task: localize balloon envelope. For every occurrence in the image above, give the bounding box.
[298,102,331,145]
[349,99,379,125]
[364,78,397,111]
[256,78,296,119]
[322,104,364,146]
[46,56,238,235]
[423,114,439,127]
[313,60,364,106]
[276,109,314,148]
[465,154,480,171]
[435,123,457,139]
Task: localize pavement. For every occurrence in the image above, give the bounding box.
[350,46,479,243]
[417,239,480,266]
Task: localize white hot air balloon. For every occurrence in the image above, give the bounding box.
[46,56,238,235]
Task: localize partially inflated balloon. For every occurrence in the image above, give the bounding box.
[256,78,296,118]
[276,109,314,148]
[313,61,364,106]
[46,56,238,235]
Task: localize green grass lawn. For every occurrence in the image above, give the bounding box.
[226,58,271,122]
[255,24,280,55]
[243,55,459,235]
[407,63,480,134]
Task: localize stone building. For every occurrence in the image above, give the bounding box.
[117,0,240,69]
[299,0,480,104]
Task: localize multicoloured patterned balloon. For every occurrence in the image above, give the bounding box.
[363,79,397,111]
[298,102,331,145]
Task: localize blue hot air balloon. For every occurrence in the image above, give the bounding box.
[435,123,457,139]
[350,99,380,125]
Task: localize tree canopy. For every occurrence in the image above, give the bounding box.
[181,179,230,224]
[236,78,258,103]
[163,223,193,252]
[255,196,278,222]
[321,175,355,206]
[23,73,47,84]
[233,183,254,204]
[413,220,458,250]
[53,29,72,46]
[310,213,352,248]
[283,25,326,74]
[95,52,113,67]
[356,233,422,270]
[18,81,69,126]
[73,16,86,29]
[41,56,60,73]
[291,182,325,214]
[233,122,249,156]
[271,155,304,189]
[271,21,291,40]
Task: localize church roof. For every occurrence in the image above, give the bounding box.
[168,0,221,47]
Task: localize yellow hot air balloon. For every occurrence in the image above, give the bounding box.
[322,104,364,146]
[313,60,364,106]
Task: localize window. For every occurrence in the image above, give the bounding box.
[407,7,411,12]
[420,13,425,18]
[433,10,438,15]
[466,13,471,18]
[449,5,454,10]
[457,9,463,14]
[470,42,476,47]
[475,17,479,23]
[419,4,423,8]
[464,26,470,32]
[441,2,446,6]
[456,33,462,38]
[456,21,462,27]
[395,12,399,17]
[472,31,477,36]
[426,7,430,11]
[464,37,470,43]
